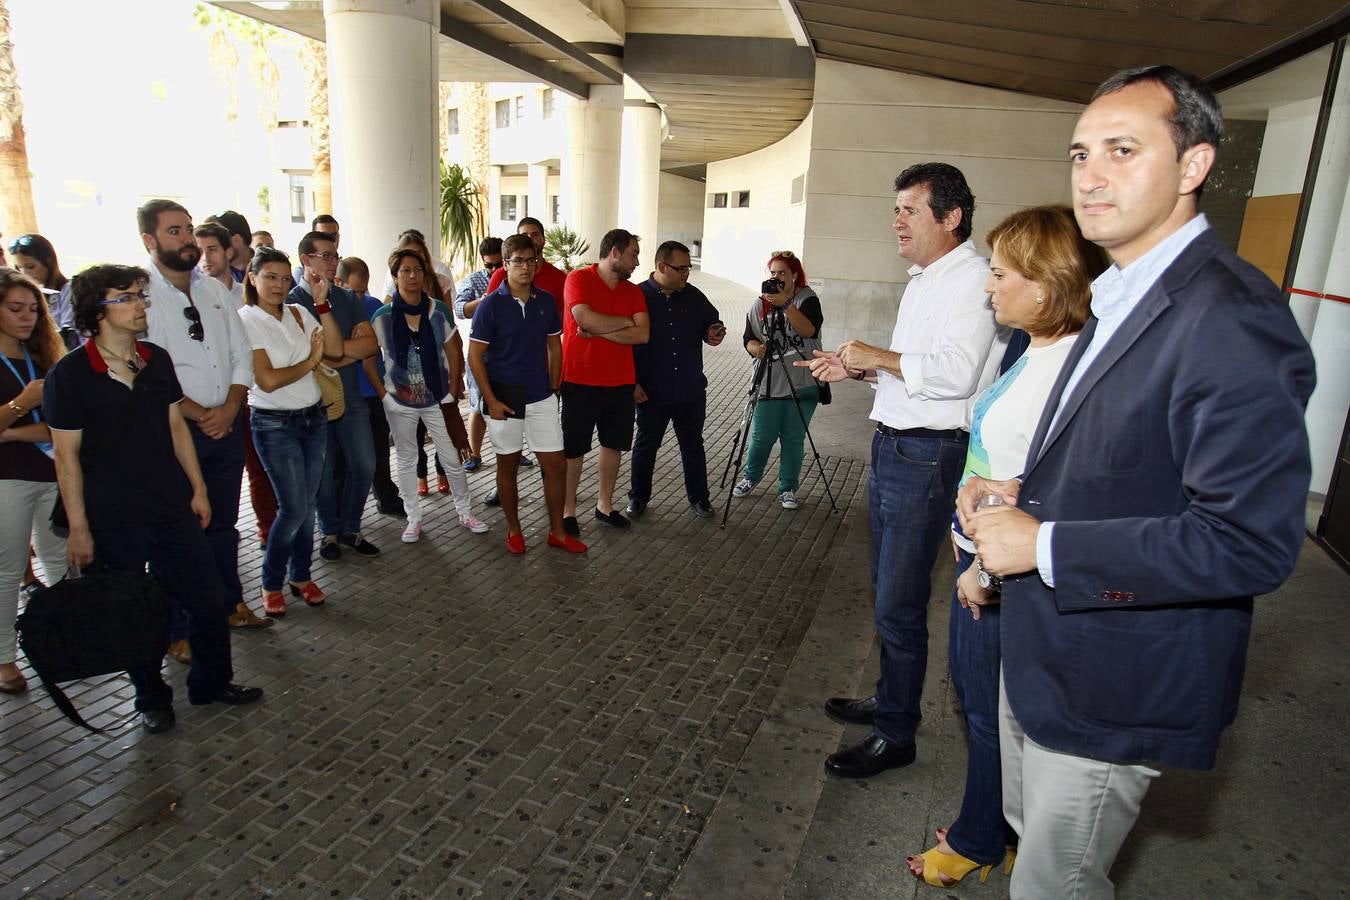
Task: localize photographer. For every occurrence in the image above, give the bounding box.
[732,250,823,510]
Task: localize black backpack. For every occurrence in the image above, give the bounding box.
[16,564,170,731]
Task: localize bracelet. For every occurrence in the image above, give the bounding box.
[852,369,866,381]
[314,303,332,315]
[7,401,27,418]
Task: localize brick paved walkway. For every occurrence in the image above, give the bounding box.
[0,272,868,899]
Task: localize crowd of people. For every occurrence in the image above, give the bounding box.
[0,62,1320,898]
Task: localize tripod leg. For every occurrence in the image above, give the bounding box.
[772,353,840,513]
[718,352,772,527]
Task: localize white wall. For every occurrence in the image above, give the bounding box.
[1252,98,1320,197]
[655,174,705,260]
[803,60,1083,349]
[701,112,813,290]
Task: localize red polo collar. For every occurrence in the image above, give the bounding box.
[83,339,153,374]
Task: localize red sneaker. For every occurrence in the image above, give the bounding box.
[547,533,588,554]
[505,532,527,555]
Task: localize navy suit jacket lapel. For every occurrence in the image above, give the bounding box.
[1026,230,1218,472]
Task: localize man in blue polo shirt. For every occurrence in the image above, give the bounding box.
[288,231,380,559]
[626,241,725,519]
[468,234,585,555]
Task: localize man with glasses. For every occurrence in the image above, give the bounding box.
[453,236,504,474]
[468,234,583,555]
[139,199,270,643]
[287,230,380,561]
[560,228,649,535]
[626,241,724,519]
[483,217,567,316]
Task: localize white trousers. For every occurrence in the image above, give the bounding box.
[0,480,67,665]
[1000,672,1159,899]
[383,396,472,524]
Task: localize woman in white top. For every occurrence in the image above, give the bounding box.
[238,248,343,618]
[907,206,1105,888]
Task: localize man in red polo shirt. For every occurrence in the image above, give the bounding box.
[483,217,567,315]
[560,229,649,536]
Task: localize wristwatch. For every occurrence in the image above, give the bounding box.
[314,303,333,315]
[975,557,1002,592]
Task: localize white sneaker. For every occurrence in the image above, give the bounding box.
[458,513,490,534]
[732,478,756,498]
[401,521,422,543]
[778,490,800,509]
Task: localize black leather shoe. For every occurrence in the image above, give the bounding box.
[824,732,916,778]
[191,684,264,707]
[140,707,176,734]
[825,694,877,726]
[319,537,341,561]
[562,516,580,537]
[625,497,647,518]
[689,499,714,518]
[484,487,501,507]
[594,508,630,529]
[377,502,407,519]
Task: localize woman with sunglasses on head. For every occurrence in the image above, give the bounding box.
[904,206,1103,888]
[237,248,344,617]
[733,249,825,510]
[42,265,263,732]
[8,234,76,348]
[371,248,488,542]
[0,269,68,695]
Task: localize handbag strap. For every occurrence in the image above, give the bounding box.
[33,671,104,732]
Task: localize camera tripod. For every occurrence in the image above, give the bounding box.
[718,304,839,526]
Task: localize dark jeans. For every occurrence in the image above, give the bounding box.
[94,515,234,709]
[945,545,1015,865]
[316,399,374,537]
[168,418,245,642]
[629,398,709,505]
[869,430,967,745]
[365,395,401,509]
[252,405,327,592]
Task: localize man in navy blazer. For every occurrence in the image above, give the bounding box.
[962,66,1316,897]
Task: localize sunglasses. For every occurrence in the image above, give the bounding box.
[484,261,503,271]
[7,235,36,254]
[770,250,795,260]
[183,305,205,341]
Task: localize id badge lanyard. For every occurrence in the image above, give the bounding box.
[1,346,56,459]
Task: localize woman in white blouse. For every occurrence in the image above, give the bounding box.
[907,206,1105,888]
[238,248,343,618]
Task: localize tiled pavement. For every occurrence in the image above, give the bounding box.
[4,270,1349,899]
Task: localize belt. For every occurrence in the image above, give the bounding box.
[875,423,966,441]
[253,403,323,418]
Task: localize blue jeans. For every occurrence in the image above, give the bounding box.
[316,398,375,537]
[869,430,967,745]
[251,405,327,592]
[94,515,234,709]
[945,546,1015,865]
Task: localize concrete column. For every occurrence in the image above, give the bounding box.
[562,56,623,263]
[619,101,662,254]
[323,0,439,263]
[527,162,549,227]
[487,165,503,234]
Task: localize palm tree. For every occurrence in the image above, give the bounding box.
[544,225,590,272]
[440,160,485,273]
[0,0,38,235]
[301,38,331,217]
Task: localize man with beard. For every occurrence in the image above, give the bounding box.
[204,210,255,285]
[139,200,271,650]
[559,228,649,536]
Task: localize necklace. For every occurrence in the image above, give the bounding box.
[95,341,142,374]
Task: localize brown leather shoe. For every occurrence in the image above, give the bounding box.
[167,639,192,665]
[228,601,275,629]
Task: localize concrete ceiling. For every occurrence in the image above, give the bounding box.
[790,0,1350,105]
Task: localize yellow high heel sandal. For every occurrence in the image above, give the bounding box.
[1004,847,1017,876]
[911,846,993,888]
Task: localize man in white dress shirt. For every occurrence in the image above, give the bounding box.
[803,163,1005,777]
[195,222,244,309]
[139,199,271,636]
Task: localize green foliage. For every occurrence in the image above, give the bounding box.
[543,225,590,272]
[439,160,485,274]
[257,185,270,216]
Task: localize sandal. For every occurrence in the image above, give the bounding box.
[262,589,286,617]
[288,581,326,607]
[908,845,993,888]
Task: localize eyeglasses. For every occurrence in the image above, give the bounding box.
[396,267,424,277]
[770,250,795,260]
[506,257,539,268]
[662,263,692,274]
[7,235,35,254]
[182,305,205,341]
[304,251,339,261]
[100,290,152,306]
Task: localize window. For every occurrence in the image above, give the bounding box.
[500,195,518,221]
[710,192,728,208]
[288,174,308,223]
[550,194,560,223]
[541,88,554,120]
[495,99,511,129]
[446,108,459,136]
[791,174,805,204]
[514,95,525,123]
[735,190,751,208]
